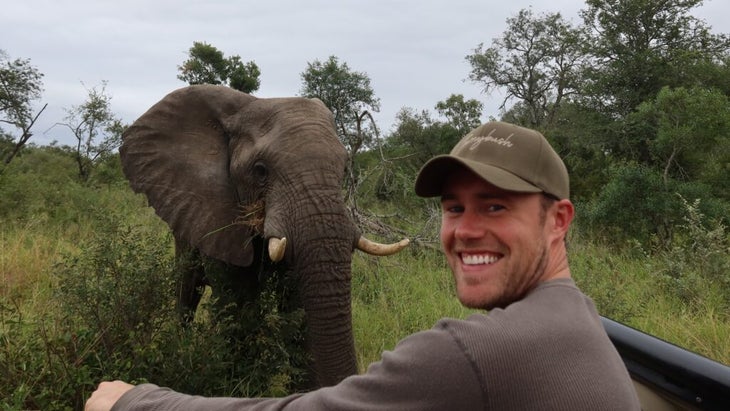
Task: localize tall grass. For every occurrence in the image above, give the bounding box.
[351,249,475,371]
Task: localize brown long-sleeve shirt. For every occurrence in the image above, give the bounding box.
[111,278,641,410]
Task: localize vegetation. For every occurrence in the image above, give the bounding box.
[177,41,261,93]
[59,82,124,181]
[0,50,46,167]
[1,0,729,409]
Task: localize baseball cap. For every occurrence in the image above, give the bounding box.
[414,121,569,199]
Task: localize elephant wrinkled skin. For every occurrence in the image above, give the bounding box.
[120,85,407,388]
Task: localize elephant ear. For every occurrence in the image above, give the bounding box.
[120,85,256,267]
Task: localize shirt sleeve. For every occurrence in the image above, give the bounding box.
[111,324,485,411]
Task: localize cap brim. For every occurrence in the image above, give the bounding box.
[414,155,542,197]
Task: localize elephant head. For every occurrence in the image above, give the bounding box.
[119,84,407,388]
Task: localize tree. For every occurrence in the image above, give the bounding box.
[299,56,380,204]
[386,107,463,168]
[0,50,46,167]
[300,56,380,149]
[466,8,587,128]
[580,0,730,117]
[59,82,124,181]
[434,94,484,135]
[630,86,730,196]
[177,42,261,93]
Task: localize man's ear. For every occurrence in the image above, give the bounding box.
[551,199,575,240]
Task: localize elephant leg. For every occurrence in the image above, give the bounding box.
[174,239,207,324]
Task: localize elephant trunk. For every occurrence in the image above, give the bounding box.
[283,200,359,387]
[299,258,357,387]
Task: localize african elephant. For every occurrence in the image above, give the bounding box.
[119,84,408,388]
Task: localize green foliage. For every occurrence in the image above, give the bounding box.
[1,208,307,410]
[0,50,44,122]
[0,146,80,223]
[351,250,475,370]
[386,107,462,166]
[195,275,308,397]
[60,81,124,182]
[54,210,176,360]
[0,49,45,166]
[299,55,381,205]
[581,161,729,246]
[177,41,261,93]
[226,56,262,93]
[581,0,730,117]
[629,86,730,198]
[0,210,175,410]
[466,8,586,128]
[299,55,380,151]
[569,238,652,322]
[655,196,730,309]
[582,163,677,243]
[1,156,308,409]
[434,94,484,135]
[89,153,126,187]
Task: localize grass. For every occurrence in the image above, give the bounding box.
[351,250,475,371]
[630,295,730,365]
[1,222,56,300]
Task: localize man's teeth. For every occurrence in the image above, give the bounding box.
[462,253,499,265]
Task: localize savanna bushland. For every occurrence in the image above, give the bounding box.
[2,1,730,409]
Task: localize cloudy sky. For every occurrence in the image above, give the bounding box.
[3,0,729,146]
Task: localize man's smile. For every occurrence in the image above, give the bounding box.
[460,252,501,265]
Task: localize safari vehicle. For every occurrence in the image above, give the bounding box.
[601,317,730,411]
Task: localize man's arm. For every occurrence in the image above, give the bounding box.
[85,324,483,411]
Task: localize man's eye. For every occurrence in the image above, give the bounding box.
[442,204,464,213]
[486,204,506,212]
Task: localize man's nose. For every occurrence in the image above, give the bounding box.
[454,209,485,240]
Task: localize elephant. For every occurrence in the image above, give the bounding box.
[119,84,409,388]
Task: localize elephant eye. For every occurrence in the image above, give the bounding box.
[252,162,268,185]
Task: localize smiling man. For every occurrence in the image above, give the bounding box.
[86,121,640,410]
[415,121,574,311]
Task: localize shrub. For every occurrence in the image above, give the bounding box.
[655,196,730,309]
[0,208,308,410]
[582,163,677,245]
[582,160,730,249]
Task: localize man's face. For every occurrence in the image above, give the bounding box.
[439,168,555,310]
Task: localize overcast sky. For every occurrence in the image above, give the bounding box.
[3,0,729,146]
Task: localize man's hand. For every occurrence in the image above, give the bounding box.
[85,380,135,411]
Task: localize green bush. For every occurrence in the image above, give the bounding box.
[1,209,308,410]
[655,196,730,309]
[581,163,728,248]
[582,163,677,244]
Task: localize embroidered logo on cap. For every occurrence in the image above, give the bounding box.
[461,127,515,150]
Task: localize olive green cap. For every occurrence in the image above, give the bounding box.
[414,121,569,199]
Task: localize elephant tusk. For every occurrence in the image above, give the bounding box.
[268,237,287,262]
[356,236,410,256]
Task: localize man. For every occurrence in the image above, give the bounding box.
[86,121,641,410]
